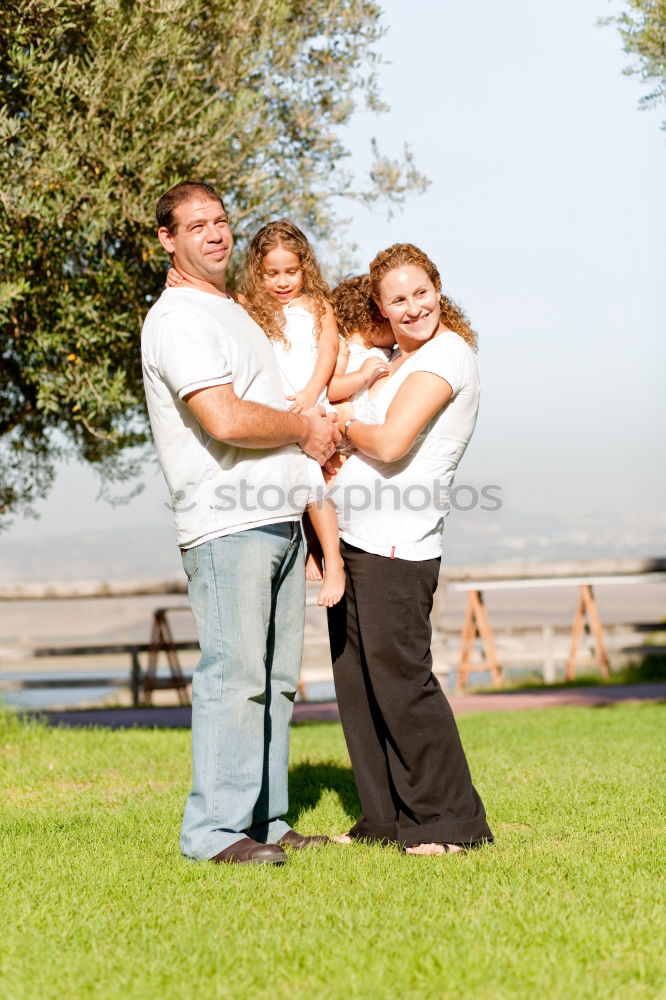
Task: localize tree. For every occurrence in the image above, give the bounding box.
[0,0,427,522]
[604,0,666,125]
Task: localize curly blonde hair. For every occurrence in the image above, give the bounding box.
[369,243,478,351]
[239,220,330,346]
[330,274,384,347]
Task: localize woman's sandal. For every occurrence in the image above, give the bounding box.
[405,842,462,856]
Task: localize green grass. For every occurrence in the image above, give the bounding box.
[1,705,665,1000]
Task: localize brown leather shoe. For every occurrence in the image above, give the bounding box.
[212,837,287,865]
[277,830,330,850]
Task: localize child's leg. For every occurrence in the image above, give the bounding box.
[305,499,346,607]
[302,510,324,582]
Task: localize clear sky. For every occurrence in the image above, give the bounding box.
[4,0,665,574]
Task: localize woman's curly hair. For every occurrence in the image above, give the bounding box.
[239,220,330,346]
[330,274,384,347]
[368,243,478,351]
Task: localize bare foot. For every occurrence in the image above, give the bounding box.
[405,842,464,856]
[317,561,346,607]
[305,550,323,582]
[332,834,353,845]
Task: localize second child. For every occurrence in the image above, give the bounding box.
[328,274,395,408]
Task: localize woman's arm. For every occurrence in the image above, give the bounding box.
[287,301,339,412]
[346,371,453,463]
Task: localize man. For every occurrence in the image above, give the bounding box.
[141,181,339,865]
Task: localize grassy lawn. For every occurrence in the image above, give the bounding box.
[1,705,665,1000]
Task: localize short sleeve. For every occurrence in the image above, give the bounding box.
[153,312,233,399]
[410,335,470,397]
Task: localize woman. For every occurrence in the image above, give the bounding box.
[327,243,493,854]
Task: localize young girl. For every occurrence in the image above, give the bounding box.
[167,219,345,607]
[328,274,395,407]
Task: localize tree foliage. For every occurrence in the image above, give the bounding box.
[604,0,666,124]
[0,0,427,521]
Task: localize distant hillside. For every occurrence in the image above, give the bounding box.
[1,506,664,583]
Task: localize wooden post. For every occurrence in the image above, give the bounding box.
[144,608,191,705]
[130,649,141,708]
[565,584,610,681]
[456,589,502,691]
[542,624,556,684]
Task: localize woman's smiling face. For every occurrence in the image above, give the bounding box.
[377,264,441,346]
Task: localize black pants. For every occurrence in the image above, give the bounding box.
[327,541,493,847]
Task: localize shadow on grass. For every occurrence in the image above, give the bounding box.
[286,761,360,827]
[591,698,666,709]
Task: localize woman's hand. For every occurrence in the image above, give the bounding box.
[166,267,184,288]
[359,356,389,387]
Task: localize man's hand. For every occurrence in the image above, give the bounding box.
[299,407,340,465]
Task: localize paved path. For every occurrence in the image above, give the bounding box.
[33,682,666,729]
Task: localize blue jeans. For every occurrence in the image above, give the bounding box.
[179,521,304,860]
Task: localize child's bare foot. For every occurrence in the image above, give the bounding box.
[405,842,464,856]
[332,834,353,845]
[305,550,323,582]
[317,561,346,607]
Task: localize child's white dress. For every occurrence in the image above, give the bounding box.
[345,341,392,422]
[270,301,327,503]
[345,341,391,375]
[271,302,327,407]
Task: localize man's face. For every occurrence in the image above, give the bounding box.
[158,197,233,284]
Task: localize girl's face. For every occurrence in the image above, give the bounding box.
[262,245,304,304]
[369,319,396,350]
[377,264,441,346]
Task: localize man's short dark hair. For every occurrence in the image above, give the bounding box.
[156,182,226,232]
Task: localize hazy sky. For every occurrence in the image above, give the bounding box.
[5,0,665,566]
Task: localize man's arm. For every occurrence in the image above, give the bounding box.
[185,383,340,464]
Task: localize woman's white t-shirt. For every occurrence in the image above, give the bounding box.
[329,330,480,561]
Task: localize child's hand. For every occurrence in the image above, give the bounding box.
[165,267,184,288]
[286,387,319,413]
[360,356,389,386]
[323,451,348,486]
[333,401,355,424]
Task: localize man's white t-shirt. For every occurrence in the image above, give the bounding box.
[142,287,314,549]
[329,330,480,561]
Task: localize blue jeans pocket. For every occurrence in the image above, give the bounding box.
[181,546,199,582]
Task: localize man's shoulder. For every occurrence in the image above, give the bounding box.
[144,287,217,323]
[142,289,237,343]
[142,288,186,334]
